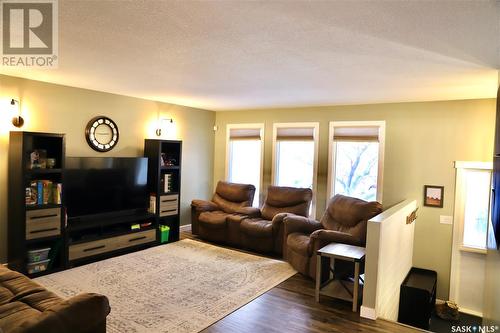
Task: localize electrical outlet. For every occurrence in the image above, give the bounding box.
[440,215,453,225]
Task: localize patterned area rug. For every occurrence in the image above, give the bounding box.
[35,239,296,333]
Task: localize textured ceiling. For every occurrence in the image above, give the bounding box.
[1,0,499,110]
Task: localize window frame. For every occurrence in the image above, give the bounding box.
[225,123,265,207]
[453,161,492,254]
[271,122,320,218]
[327,121,386,205]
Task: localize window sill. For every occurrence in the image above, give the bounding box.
[459,245,487,255]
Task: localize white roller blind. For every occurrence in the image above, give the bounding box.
[276,127,314,141]
[333,126,380,142]
[229,128,261,140]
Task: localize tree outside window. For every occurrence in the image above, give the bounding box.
[334,141,379,201]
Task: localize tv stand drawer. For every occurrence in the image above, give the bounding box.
[69,229,156,261]
[159,194,179,217]
[26,208,61,240]
[69,238,113,260]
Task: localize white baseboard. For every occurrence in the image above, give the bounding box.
[180,224,191,232]
[459,307,483,318]
[360,306,377,320]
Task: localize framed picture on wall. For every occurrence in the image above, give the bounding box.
[424,185,444,208]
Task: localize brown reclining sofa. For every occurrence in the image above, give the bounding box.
[191,182,313,255]
[0,265,110,333]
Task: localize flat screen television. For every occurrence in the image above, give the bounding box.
[64,157,149,218]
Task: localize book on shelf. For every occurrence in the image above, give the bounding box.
[37,181,43,204]
[149,195,156,214]
[42,180,51,204]
[26,180,62,206]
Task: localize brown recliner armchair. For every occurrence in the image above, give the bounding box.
[284,194,382,279]
[240,186,313,255]
[191,181,255,244]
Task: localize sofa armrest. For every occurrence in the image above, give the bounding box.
[14,293,110,333]
[191,199,219,212]
[234,206,261,218]
[271,213,289,229]
[283,215,322,237]
[310,229,362,246]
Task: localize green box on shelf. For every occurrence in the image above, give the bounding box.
[160,225,170,243]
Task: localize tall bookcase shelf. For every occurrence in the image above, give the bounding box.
[144,139,182,243]
[8,132,66,278]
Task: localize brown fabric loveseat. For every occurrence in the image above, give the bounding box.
[240,186,313,255]
[191,181,255,244]
[284,194,382,279]
[0,265,110,333]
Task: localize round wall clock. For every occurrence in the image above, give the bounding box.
[85,116,119,152]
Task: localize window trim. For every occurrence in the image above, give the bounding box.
[225,123,265,207]
[452,161,492,254]
[327,121,386,205]
[449,161,492,307]
[271,122,320,218]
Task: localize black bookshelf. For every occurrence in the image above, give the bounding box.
[144,139,182,243]
[8,131,66,278]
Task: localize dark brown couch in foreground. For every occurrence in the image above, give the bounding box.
[191,181,255,244]
[0,265,110,333]
[240,186,313,255]
[284,194,382,279]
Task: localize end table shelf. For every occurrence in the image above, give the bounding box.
[315,243,366,312]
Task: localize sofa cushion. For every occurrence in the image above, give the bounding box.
[211,181,255,214]
[322,195,382,229]
[0,268,48,306]
[261,186,312,221]
[287,233,311,257]
[240,218,273,238]
[0,302,42,332]
[17,291,62,312]
[198,211,229,229]
[215,181,255,203]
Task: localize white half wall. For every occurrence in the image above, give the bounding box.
[362,199,417,321]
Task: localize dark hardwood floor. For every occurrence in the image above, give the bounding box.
[180,228,424,333]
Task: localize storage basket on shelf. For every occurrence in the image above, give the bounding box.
[27,259,50,274]
[27,248,51,263]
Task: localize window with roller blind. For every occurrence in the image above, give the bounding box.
[272,123,319,216]
[225,124,264,207]
[327,121,385,203]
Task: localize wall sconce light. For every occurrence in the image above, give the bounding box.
[156,118,173,136]
[10,99,24,128]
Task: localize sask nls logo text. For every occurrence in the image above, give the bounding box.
[1,0,58,67]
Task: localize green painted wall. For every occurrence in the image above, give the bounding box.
[0,75,216,263]
[214,99,495,299]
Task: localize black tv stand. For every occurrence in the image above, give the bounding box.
[66,210,158,266]
[7,132,182,277]
[68,211,156,231]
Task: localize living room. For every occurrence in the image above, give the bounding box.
[0,1,499,333]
